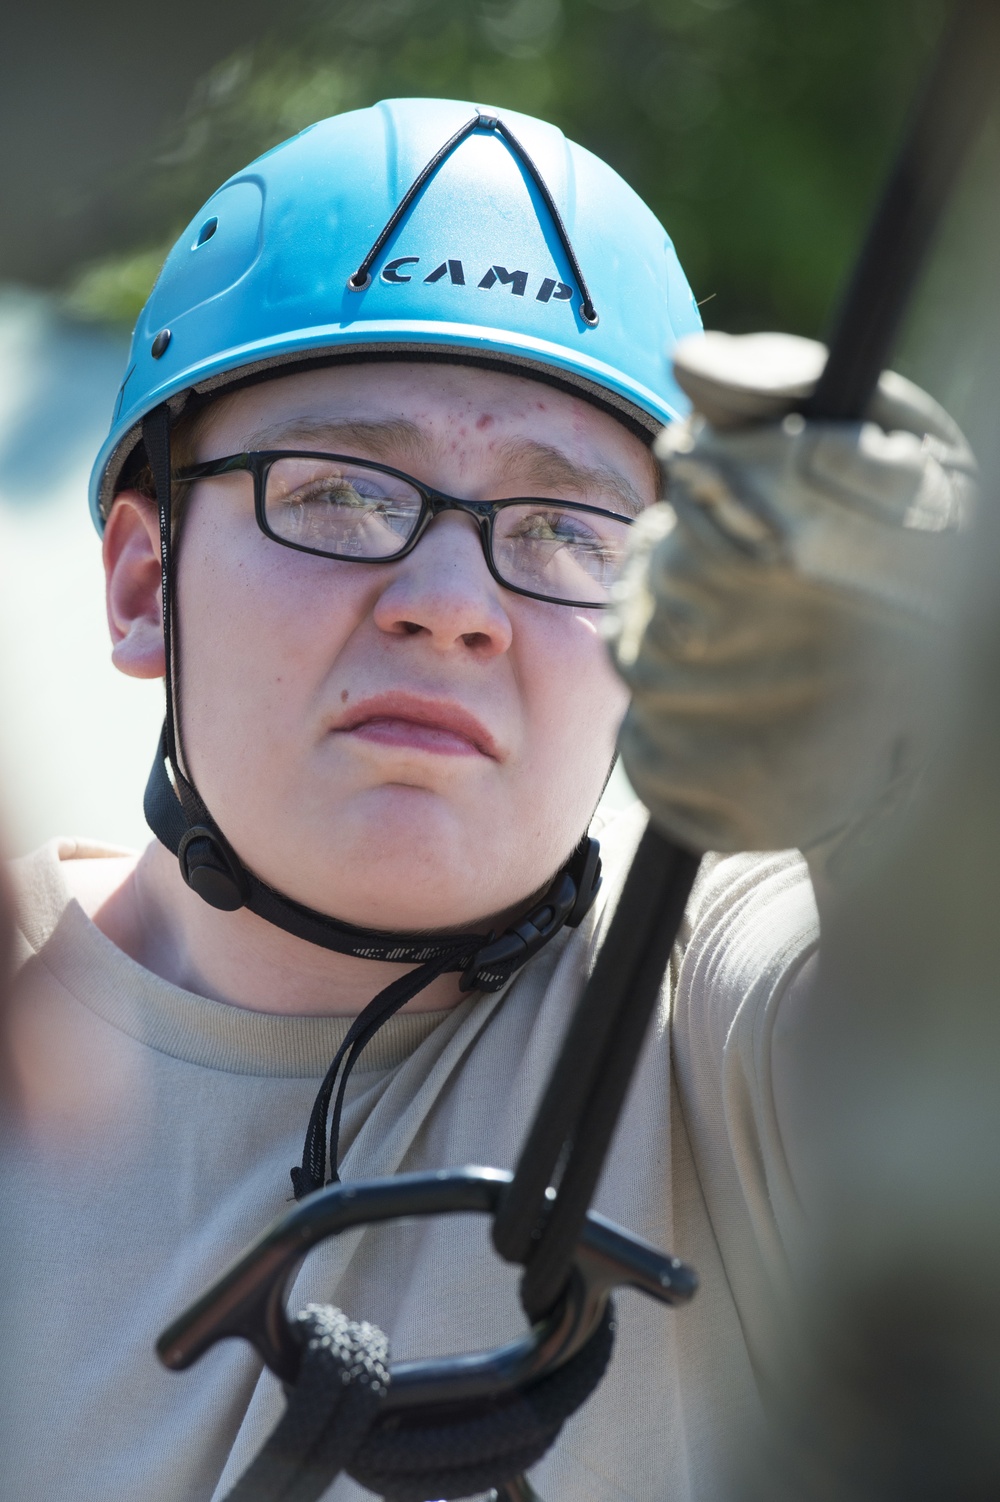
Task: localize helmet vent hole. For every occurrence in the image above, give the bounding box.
[195,217,219,248]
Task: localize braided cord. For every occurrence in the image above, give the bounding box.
[224,1301,614,1502]
[290,951,463,1199]
[224,1305,389,1502]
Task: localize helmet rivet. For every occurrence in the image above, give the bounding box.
[151,328,172,359]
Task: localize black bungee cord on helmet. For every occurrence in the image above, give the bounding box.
[140,404,603,1197]
[346,110,600,328]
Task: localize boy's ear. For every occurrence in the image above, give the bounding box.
[103,492,165,680]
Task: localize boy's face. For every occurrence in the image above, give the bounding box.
[106,360,658,931]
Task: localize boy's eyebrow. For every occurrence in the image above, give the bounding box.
[244,416,429,462]
[491,437,650,517]
[242,417,650,516]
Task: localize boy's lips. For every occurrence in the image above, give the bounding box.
[333,693,502,759]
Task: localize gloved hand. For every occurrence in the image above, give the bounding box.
[606,331,976,856]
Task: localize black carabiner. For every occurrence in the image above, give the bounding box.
[158,1167,696,1500]
[158,1166,696,1403]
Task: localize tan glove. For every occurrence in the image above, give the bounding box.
[606,332,976,855]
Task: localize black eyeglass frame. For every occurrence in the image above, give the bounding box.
[175,449,636,610]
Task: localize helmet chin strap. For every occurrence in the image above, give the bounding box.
[143,727,602,993]
[140,405,603,1194]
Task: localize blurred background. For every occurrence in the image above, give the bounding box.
[0,0,989,853]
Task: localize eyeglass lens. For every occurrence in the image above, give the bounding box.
[262,456,632,606]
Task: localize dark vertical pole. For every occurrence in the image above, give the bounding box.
[806,0,1000,422]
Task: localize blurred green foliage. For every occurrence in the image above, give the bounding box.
[66,0,949,337]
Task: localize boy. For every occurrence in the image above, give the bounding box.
[0,99,969,1500]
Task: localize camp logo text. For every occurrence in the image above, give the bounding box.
[380,256,574,304]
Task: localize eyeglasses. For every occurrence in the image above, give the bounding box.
[175,450,637,609]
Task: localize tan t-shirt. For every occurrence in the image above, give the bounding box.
[0,806,818,1501]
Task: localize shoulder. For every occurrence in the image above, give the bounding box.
[10,838,137,965]
[679,849,818,1040]
[672,848,818,1144]
[671,850,819,1324]
[588,803,816,977]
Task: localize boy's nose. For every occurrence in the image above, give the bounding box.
[371,512,514,656]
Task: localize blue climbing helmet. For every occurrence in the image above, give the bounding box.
[90,96,702,527]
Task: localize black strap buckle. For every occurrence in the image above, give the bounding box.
[460,875,574,992]
[177,825,249,912]
[461,838,602,992]
[565,835,602,927]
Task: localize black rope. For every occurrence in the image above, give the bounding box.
[347,110,599,326]
[489,0,1000,1314]
[290,951,462,1199]
[223,1304,389,1502]
[805,0,1000,420]
[223,1300,614,1502]
[348,1303,615,1502]
[487,115,599,328]
[493,825,700,1318]
[348,114,481,291]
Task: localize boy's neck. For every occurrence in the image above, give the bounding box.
[72,840,466,1018]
